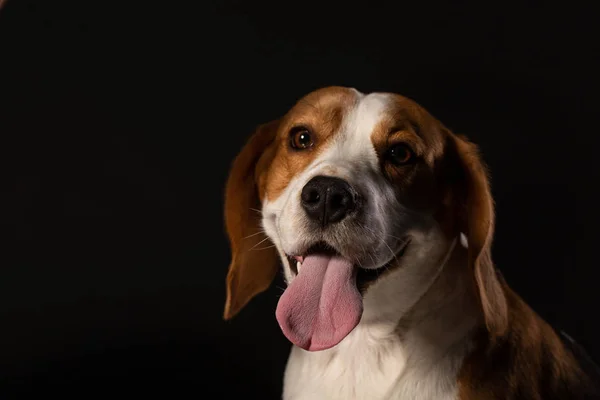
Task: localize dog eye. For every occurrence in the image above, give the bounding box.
[290,127,314,150]
[387,143,414,165]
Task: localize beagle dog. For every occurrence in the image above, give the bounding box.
[222,87,600,399]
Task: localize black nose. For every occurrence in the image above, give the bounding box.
[301,176,356,226]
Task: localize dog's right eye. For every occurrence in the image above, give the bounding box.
[290,127,314,150]
[386,143,415,166]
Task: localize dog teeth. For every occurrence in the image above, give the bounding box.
[296,261,302,273]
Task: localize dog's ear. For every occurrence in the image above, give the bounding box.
[223,120,280,320]
[448,133,508,337]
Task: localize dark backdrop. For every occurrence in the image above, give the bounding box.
[1,0,598,398]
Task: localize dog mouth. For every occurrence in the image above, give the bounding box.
[277,238,410,352]
[286,238,411,284]
[286,241,339,276]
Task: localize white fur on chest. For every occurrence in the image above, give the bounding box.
[283,324,404,400]
[282,323,468,400]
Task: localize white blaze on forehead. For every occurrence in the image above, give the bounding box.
[349,92,392,139]
[323,91,393,171]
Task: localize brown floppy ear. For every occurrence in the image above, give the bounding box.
[449,133,509,337]
[223,120,280,321]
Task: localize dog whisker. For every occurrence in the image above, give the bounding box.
[243,230,266,240]
[357,223,401,270]
[250,245,276,251]
[247,235,271,251]
[361,224,403,242]
[368,251,377,265]
[382,239,400,269]
[353,254,364,269]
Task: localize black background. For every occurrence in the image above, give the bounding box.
[1,0,599,398]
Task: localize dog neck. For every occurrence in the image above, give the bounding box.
[357,233,480,355]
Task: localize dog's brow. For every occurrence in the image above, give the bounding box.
[299,98,319,110]
[388,119,421,137]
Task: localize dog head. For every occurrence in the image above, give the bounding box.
[222,87,507,351]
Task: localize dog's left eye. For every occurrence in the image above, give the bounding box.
[290,127,314,150]
[387,143,414,165]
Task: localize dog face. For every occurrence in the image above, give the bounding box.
[222,87,507,351]
[261,88,447,285]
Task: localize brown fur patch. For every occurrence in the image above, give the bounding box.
[458,285,597,400]
[369,94,449,216]
[263,87,359,201]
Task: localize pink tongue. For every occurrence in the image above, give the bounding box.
[275,254,363,351]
